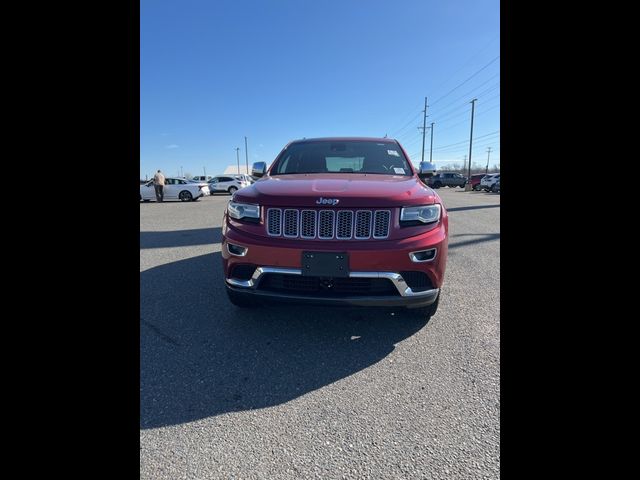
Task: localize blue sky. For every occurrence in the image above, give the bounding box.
[140,0,500,179]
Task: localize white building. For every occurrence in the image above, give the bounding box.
[221,164,252,175]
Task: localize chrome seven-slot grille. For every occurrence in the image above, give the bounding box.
[267,208,391,240]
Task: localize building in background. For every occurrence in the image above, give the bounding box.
[222,165,251,175]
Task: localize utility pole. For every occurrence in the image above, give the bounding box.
[244,136,249,174]
[463,155,467,173]
[465,98,477,190]
[235,147,240,174]
[203,166,206,178]
[429,122,435,163]
[419,97,428,162]
[485,147,492,174]
[180,166,183,178]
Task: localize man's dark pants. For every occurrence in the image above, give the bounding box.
[154,185,164,202]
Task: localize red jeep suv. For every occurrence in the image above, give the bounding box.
[221,137,448,317]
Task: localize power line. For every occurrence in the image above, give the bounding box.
[434,100,500,133]
[389,110,423,137]
[432,130,500,151]
[434,137,500,155]
[430,88,500,127]
[429,73,500,116]
[430,56,500,107]
[386,105,424,136]
[430,33,500,95]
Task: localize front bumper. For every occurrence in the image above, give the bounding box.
[222,219,447,307]
[226,266,440,308]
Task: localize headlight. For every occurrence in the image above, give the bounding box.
[228,201,260,220]
[400,204,441,224]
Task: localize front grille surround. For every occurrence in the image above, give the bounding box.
[266,208,391,240]
[283,209,299,238]
[300,210,317,238]
[267,208,282,236]
[318,210,335,239]
[336,210,353,239]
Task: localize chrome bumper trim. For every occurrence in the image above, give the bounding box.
[226,266,438,298]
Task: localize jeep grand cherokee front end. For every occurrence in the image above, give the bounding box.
[221,137,448,317]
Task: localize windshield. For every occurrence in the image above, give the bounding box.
[271,140,413,176]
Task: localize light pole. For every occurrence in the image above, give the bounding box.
[420,97,428,162]
[244,136,249,174]
[465,99,477,191]
[429,122,435,163]
[485,147,492,174]
[235,147,240,174]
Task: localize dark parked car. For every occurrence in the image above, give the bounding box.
[425,172,467,188]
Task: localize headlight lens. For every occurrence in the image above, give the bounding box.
[400,204,441,224]
[228,201,260,220]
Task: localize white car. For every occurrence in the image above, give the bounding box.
[140,177,210,202]
[480,173,500,191]
[208,175,250,195]
[232,173,255,184]
[190,175,214,183]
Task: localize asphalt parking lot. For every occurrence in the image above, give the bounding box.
[140,187,500,479]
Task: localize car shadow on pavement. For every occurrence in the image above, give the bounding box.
[140,228,222,249]
[140,252,429,429]
[446,205,501,213]
[448,233,500,249]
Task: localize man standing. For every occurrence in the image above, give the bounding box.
[153,169,165,202]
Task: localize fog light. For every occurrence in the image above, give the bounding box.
[409,248,437,262]
[227,242,248,257]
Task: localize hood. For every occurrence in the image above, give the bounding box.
[232,173,438,208]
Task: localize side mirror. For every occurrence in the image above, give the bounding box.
[252,161,267,178]
[418,161,436,180]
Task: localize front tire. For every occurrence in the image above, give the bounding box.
[179,190,193,202]
[228,186,238,195]
[433,181,442,189]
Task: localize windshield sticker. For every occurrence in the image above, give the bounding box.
[393,167,405,174]
[387,150,400,157]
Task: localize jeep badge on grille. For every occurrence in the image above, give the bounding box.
[316,197,340,206]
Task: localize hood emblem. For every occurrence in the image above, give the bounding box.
[316,197,340,206]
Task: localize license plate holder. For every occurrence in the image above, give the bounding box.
[301,252,349,277]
